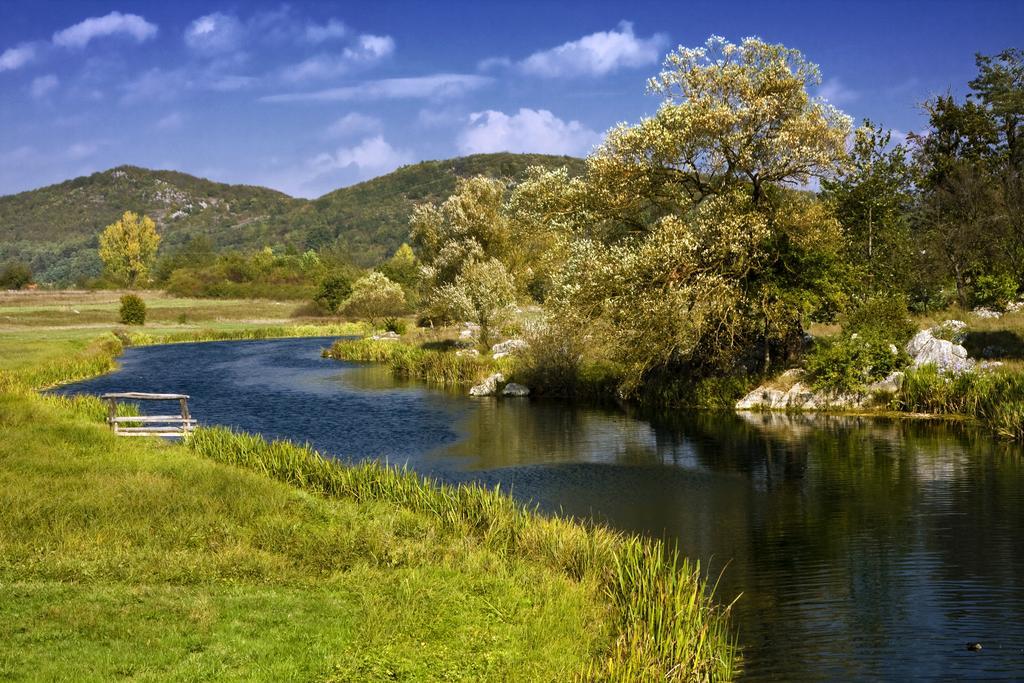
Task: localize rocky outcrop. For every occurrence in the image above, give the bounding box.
[735,369,904,412]
[501,382,530,397]
[491,339,529,359]
[369,331,400,341]
[469,372,505,396]
[906,328,974,373]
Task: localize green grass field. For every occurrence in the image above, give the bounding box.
[0,290,738,681]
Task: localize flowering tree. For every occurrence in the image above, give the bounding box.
[524,36,852,390]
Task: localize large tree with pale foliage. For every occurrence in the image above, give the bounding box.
[432,258,517,348]
[521,36,852,390]
[342,271,406,324]
[98,211,161,288]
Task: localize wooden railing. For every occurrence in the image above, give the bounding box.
[102,392,196,438]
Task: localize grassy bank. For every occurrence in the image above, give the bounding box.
[0,293,739,680]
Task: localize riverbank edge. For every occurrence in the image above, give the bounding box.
[1,325,740,681]
[323,336,1021,438]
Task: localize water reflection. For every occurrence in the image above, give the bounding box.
[438,404,1024,679]
[58,338,1024,680]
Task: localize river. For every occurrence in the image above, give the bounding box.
[58,336,1024,680]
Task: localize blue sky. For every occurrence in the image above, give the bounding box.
[1,0,1021,198]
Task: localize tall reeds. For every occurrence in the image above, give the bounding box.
[326,338,493,386]
[896,364,1024,440]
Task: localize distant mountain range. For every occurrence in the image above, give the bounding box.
[0,153,585,284]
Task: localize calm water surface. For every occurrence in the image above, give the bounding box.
[59,337,1024,680]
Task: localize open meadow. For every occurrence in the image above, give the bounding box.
[0,289,737,681]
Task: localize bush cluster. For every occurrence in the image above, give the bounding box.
[972,273,1018,311]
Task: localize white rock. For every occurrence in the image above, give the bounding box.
[369,331,400,341]
[491,339,529,356]
[906,329,974,373]
[455,348,479,357]
[867,371,904,394]
[469,373,505,397]
[459,329,474,339]
[501,382,530,397]
[736,387,790,410]
[972,307,1002,319]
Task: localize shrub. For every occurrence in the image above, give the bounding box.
[118,294,146,325]
[314,273,353,314]
[972,273,1018,311]
[843,295,916,343]
[0,260,32,289]
[804,334,906,394]
[383,317,407,335]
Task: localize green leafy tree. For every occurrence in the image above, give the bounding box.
[314,273,353,314]
[377,243,420,290]
[98,211,161,288]
[342,272,406,324]
[821,121,915,294]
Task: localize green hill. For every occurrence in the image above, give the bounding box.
[309,153,586,265]
[0,153,585,285]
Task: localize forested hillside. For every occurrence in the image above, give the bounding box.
[0,153,585,284]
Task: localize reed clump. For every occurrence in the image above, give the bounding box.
[896,365,1024,440]
[186,427,739,680]
[326,338,495,386]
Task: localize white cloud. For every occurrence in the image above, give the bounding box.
[263,73,491,102]
[30,74,59,98]
[477,56,512,72]
[155,112,184,130]
[184,13,245,55]
[67,142,99,160]
[0,43,36,71]
[345,34,394,63]
[326,113,382,138]
[457,108,601,156]
[817,78,860,105]
[305,19,348,44]
[120,66,256,104]
[281,33,394,82]
[310,136,413,175]
[53,12,157,49]
[517,22,667,78]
